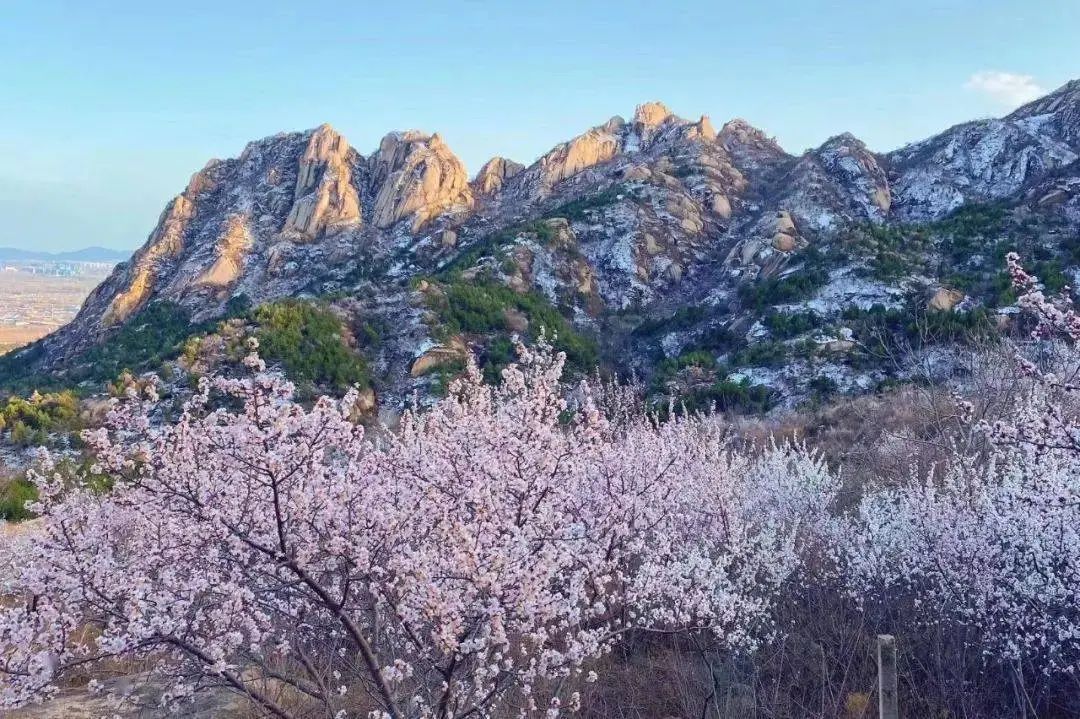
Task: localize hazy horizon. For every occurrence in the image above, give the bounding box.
[2,0,1077,252]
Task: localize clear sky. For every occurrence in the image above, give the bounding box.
[1,0,1077,252]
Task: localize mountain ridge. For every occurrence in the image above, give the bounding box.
[0,247,131,263]
[6,81,1080,412]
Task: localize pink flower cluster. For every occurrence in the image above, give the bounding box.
[0,340,836,718]
[839,256,1080,673]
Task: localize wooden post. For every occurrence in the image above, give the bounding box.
[877,634,898,719]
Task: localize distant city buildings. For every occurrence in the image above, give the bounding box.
[0,262,112,354]
[2,261,117,278]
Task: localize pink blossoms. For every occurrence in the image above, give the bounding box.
[0,340,836,718]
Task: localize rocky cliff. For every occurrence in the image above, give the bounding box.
[11,80,1080,412]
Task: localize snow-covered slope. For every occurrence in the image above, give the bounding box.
[886,80,1080,220]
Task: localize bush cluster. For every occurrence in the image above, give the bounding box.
[650,350,773,415]
[253,299,372,394]
[738,246,833,310]
[427,280,599,380]
[0,390,81,447]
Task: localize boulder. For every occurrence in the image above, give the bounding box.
[772,233,797,252]
[575,262,598,294]
[352,387,377,416]
[409,336,468,377]
[740,239,763,264]
[775,210,797,235]
[642,233,663,256]
[928,287,964,311]
[680,217,704,234]
[623,164,653,182]
[666,195,704,234]
[542,217,576,248]
[710,194,732,219]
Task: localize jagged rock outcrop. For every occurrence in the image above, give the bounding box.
[102,167,206,325]
[928,287,965,312]
[1024,169,1080,225]
[754,134,888,233]
[282,124,361,238]
[369,131,473,231]
[717,119,791,173]
[631,101,674,145]
[710,194,733,218]
[696,115,716,142]
[196,215,253,288]
[472,156,525,195]
[409,336,468,377]
[526,119,625,196]
[816,134,891,216]
[772,211,798,251]
[1007,79,1080,147]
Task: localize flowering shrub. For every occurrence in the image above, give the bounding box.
[840,253,1080,676]
[842,444,1080,672]
[0,339,836,718]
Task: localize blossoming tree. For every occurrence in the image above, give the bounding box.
[0,340,836,718]
[842,254,1080,677]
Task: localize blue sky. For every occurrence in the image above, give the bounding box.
[1,0,1077,252]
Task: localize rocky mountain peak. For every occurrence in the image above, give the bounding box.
[631,101,679,145]
[633,101,673,129]
[1006,79,1080,148]
[717,118,790,172]
[294,124,349,193]
[472,156,525,196]
[718,118,773,144]
[887,79,1080,221]
[283,124,361,239]
[819,132,863,149]
[369,130,434,183]
[368,130,473,231]
[696,115,717,141]
[1009,79,1080,120]
[520,123,624,199]
[810,132,891,218]
[22,79,1080,397]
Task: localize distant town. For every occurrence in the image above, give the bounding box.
[0,261,116,354]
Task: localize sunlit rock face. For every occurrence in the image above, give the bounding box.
[472,156,525,196]
[283,124,362,239]
[368,131,473,231]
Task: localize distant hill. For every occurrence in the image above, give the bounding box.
[0,246,131,263]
